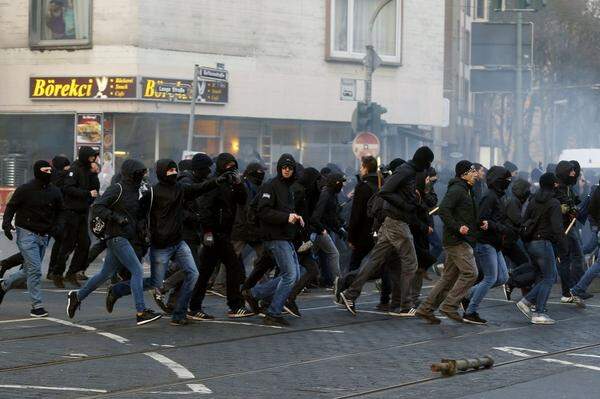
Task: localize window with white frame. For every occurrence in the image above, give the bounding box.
[329,0,402,63]
[29,0,92,49]
[475,0,488,20]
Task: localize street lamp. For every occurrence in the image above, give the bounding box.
[364,0,393,105]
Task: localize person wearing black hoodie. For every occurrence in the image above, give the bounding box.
[339,147,434,317]
[106,159,222,325]
[516,173,570,325]
[416,160,482,324]
[53,146,99,288]
[243,154,304,327]
[462,166,512,324]
[0,155,72,280]
[347,155,380,272]
[0,161,63,317]
[311,172,347,286]
[66,159,162,326]
[188,153,254,319]
[554,160,585,302]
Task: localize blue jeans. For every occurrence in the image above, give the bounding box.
[78,237,146,312]
[314,232,340,285]
[251,240,300,317]
[467,243,508,314]
[1,227,48,309]
[571,260,600,296]
[525,240,558,313]
[112,241,199,320]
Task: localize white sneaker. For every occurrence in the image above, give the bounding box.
[531,313,555,325]
[516,299,533,319]
[560,295,575,303]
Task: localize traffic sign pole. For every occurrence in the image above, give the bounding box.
[186,64,199,151]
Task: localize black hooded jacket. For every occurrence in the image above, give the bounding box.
[51,156,70,189]
[62,146,99,213]
[93,159,147,243]
[379,161,420,225]
[310,173,345,234]
[502,178,531,242]
[588,185,600,229]
[348,172,380,245]
[177,170,205,244]
[477,166,512,249]
[196,153,247,238]
[523,187,567,253]
[554,160,579,227]
[3,170,63,236]
[141,158,219,249]
[256,154,299,241]
[439,178,479,247]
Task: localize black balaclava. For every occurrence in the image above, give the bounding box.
[52,155,70,171]
[411,146,435,172]
[191,153,213,180]
[156,159,178,185]
[388,158,405,173]
[78,146,99,167]
[555,160,575,186]
[34,160,52,185]
[486,166,511,193]
[326,173,346,193]
[244,162,266,186]
[570,160,581,185]
[178,159,193,172]
[539,172,558,190]
[121,159,147,188]
[216,153,238,176]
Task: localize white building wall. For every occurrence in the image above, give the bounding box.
[0,0,445,126]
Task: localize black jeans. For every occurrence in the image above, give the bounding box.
[189,237,244,312]
[54,211,90,277]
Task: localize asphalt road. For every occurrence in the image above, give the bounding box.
[2,240,600,398]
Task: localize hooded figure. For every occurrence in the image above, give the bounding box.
[503,178,532,237]
[277,153,296,182]
[244,162,266,188]
[297,167,321,216]
[554,160,579,226]
[191,153,213,180]
[503,161,519,176]
[326,173,346,193]
[78,146,99,166]
[52,155,70,171]
[556,160,575,186]
[216,152,238,176]
[34,160,53,185]
[388,158,406,174]
[412,146,435,172]
[156,159,178,186]
[477,166,512,249]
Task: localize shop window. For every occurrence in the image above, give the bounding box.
[270,121,301,172]
[113,115,156,172]
[29,0,92,50]
[221,119,263,169]
[0,114,74,187]
[159,115,188,162]
[328,0,401,64]
[192,118,221,157]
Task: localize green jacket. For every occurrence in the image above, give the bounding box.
[439,178,479,247]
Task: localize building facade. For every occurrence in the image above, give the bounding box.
[0,0,446,191]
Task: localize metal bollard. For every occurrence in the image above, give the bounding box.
[431,356,494,377]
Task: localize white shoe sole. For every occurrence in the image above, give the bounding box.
[516,301,532,319]
[137,314,162,325]
[340,292,356,316]
[30,311,49,318]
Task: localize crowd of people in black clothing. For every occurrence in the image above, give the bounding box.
[1,145,600,327]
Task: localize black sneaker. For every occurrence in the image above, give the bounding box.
[136,309,162,326]
[30,307,49,318]
[263,314,290,327]
[0,280,6,305]
[339,291,356,316]
[187,310,215,321]
[283,300,301,318]
[106,285,118,313]
[64,273,81,288]
[170,318,189,326]
[227,307,255,318]
[242,289,260,314]
[503,284,513,302]
[460,297,470,313]
[152,288,170,313]
[66,290,80,319]
[389,307,417,317]
[462,312,487,325]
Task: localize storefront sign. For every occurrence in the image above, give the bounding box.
[140,77,228,104]
[30,76,137,100]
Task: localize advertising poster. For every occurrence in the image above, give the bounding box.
[76,113,103,144]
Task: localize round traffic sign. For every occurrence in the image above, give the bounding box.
[352,132,380,160]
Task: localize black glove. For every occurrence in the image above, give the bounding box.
[3,225,14,241]
[216,173,229,185]
[114,214,129,226]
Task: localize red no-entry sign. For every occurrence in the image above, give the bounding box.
[352,132,380,160]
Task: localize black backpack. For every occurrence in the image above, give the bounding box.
[90,183,123,239]
[520,200,549,242]
[365,177,384,232]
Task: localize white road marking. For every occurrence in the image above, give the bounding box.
[312,329,344,333]
[568,353,600,359]
[152,343,175,348]
[46,317,97,331]
[493,346,548,357]
[145,352,195,379]
[0,317,41,324]
[149,383,213,395]
[543,358,600,371]
[202,319,283,329]
[97,332,129,344]
[0,384,107,393]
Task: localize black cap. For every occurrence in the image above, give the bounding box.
[455,160,474,177]
[191,152,213,171]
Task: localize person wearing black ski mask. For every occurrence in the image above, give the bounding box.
[554,160,586,301]
[340,146,435,317]
[188,153,255,320]
[1,160,63,318]
[461,166,512,324]
[99,158,225,326]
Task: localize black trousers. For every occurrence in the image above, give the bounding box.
[348,239,375,272]
[54,211,90,277]
[189,237,244,312]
